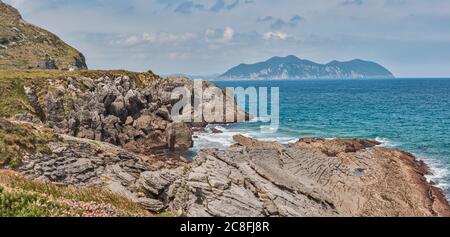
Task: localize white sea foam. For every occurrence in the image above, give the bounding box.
[375,137,399,148]
[193,125,252,150]
[193,124,298,150]
[419,156,450,191]
[374,137,450,199]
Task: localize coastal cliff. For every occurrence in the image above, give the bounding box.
[0,69,448,216]
[0,0,448,217]
[2,111,449,216]
[0,1,87,70]
[0,70,247,216]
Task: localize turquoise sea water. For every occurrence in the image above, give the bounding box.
[193,78,450,198]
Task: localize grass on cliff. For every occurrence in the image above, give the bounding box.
[0,170,150,217]
[0,70,165,217]
[0,69,160,119]
[0,118,55,167]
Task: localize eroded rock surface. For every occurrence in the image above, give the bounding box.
[2,70,448,217]
[137,135,450,217]
[20,74,246,154]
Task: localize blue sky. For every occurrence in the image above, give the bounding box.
[5,0,450,77]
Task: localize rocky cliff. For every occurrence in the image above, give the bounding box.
[1,70,449,216]
[3,113,449,216]
[0,70,246,162]
[0,69,248,215]
[0,1,87,70]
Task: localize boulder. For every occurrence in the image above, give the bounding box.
[210,127,223,134]
[138,198,165,212]
[166,123,193,151]
[156,107,171,121]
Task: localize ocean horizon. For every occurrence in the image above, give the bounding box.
[193,78,450,199]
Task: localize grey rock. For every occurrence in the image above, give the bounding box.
[166,122,193,151]
[156,107,170,121]
[64,158,94,174]
[138,198,165,212]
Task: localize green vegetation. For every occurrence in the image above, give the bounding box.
[0,118,55,167]
[0,69,161,216]
[0,170,150,217]
[156,211,176,217]
[0,188,77,217]
[0,1,86,70]
[0,69,160,119]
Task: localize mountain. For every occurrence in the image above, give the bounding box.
[163,73,221,80]
[0,0,87,70]
[219,55,394,80]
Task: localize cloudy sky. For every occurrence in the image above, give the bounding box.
[5,0,450,77]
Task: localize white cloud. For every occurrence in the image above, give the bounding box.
[222,26,235,42]
[263,31,288,40]
[125,35,139,45]
[6,0,450,76]
[168,52,191,60]
[116,32,197,46]
[142,32,196,44]
[205,26,234,43]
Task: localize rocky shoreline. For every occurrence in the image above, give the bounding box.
[1,0,449,217]
[137,135,450,217]
[0,70,449,217]
[2,120,449,216]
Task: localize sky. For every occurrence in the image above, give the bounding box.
[4,0,450,77]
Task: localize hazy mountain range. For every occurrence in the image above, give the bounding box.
[217,55,394,80]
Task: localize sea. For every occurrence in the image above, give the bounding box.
[192,78,450,199]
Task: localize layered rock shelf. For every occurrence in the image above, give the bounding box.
[135,135,450,217]
[3,111,450,216]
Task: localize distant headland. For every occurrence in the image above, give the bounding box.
[218,55,394,80]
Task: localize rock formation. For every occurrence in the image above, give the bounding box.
[0,0,87,70]
[7,113,449,216]
[4,72,244,156]
[136,135,450,217]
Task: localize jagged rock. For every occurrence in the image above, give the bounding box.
[109,95,127,119]
[138,168,184,197]
[37,54,58,69]
[166,123,193,151]
[9,117,450,217]
[232,134,285,151]
[14,72,246,155]
[156,107,170,121]
[138,198,165,212]
[13,114,41,124]
[210,127,223,134]
[133,115,154,133]
[18,132,184,191]
[45,92,66,129]
[124,90,146,116]
[125,116,134,126]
